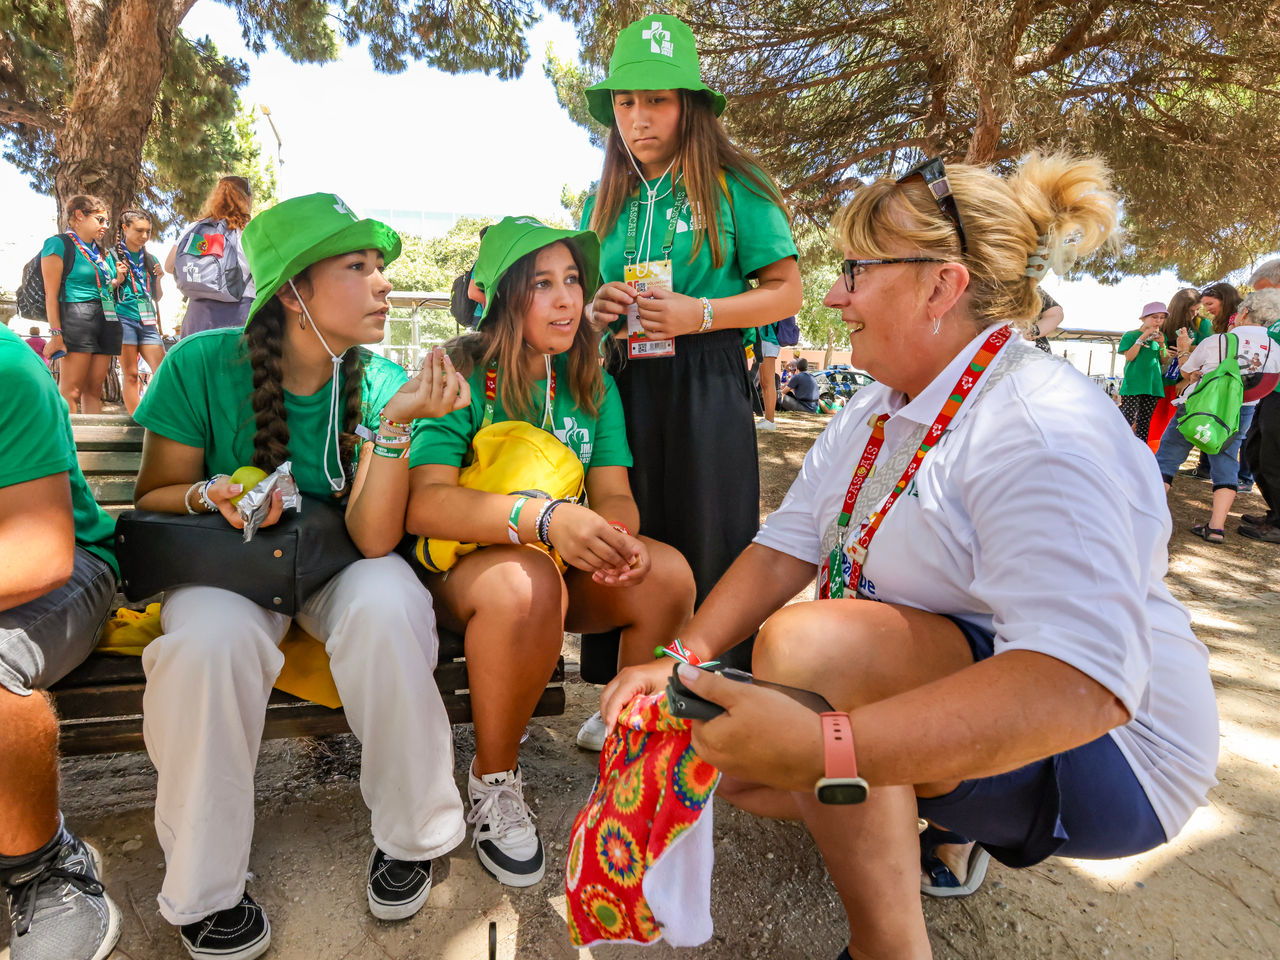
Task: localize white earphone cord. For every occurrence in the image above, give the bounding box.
[288,279,347,493]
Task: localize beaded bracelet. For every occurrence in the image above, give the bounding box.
[538,498,570,547]
[199,475,227,512]
[380,415,412,432]
[508,496,530,544]
[698,297,714,333]
[533,498,555,546]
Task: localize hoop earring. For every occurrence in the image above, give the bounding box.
[930,315,942,336]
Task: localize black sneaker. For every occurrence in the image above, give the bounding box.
[366,847,432,921]
[179,893,270,960]
[1239,522,1280,543]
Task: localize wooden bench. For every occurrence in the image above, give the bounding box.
[51,414,565,757]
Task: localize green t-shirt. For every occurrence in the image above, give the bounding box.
[115,248,159,323]
[0,327,118,575]
[581,167,798,302]
[134,328,408,499]
[42,234,115,304]
[1118,329,1167,397]
[409,352,632,470]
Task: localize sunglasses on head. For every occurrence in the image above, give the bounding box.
[897,157,968,255]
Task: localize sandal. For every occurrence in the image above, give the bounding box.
[920,825,991,898]
[1190,522,1225,544]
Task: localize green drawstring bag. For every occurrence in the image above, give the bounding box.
[1176,332,1243,454]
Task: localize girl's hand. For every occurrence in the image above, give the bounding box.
[635,287,704,338]
[1176,328,1192,354]
[206,478,284,530]
[590,281,636,327]
[43,334,64,360]
[383,347,471,422]
[115,260,128,286]
[547,503,632,573]
[592,534,649,586]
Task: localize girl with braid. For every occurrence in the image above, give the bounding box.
[131,195,471,960]
[114,209,167,413]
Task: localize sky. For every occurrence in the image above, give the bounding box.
[2,2,1264,370]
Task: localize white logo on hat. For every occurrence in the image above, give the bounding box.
[332,196,357,221]
[642,21,674,57]
[514,217,545,227]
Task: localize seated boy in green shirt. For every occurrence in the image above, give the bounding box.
[0,324,121,960]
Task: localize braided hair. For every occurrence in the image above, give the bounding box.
[246,294,367,495]
[117,209,153,293]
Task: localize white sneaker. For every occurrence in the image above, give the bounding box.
[756,418,777,431]
[466,764,544,887]
[576,711,607,751]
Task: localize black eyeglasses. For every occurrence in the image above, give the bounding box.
[898,157,968,255]
[842,258,945,292]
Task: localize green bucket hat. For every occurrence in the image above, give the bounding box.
[241,193,402,324]
[472,216,600,325]
[584,14,726,126]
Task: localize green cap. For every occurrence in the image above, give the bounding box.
[584,14,726,126]
[241,193,402,324]
[472,216,600,325]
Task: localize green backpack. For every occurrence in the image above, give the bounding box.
[1176,332,1243,454]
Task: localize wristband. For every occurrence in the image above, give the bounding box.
[372,444,409,460]
[533,498,555,546]
[184,481,203,515]
[814,711,870,805]
[655,638,705,666]
[539,498,570,548]
[698,297,714,333]
[199,475,227,513]
[373,433,411,446]
[508,496,530,544]
[49,328,62,336]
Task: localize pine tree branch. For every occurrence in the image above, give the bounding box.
[1015,0,1119,75]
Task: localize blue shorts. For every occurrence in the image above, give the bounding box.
[915,617,1167,868]
[121,315,164,346]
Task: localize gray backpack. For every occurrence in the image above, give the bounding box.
[173,219,247,303]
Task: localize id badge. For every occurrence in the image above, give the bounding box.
[624,259,676,359]
[100,289,119,323]
[137,297,159,326]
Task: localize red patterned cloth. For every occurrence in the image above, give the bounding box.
[565,691,720,947]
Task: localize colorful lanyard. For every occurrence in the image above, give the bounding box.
[823,324,1013,599]
[125,249,151,298]
[624,181,689,264]
[67,233,114,283]
[480,364,556,432]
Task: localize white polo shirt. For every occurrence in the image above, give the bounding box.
[755,325,1218,840]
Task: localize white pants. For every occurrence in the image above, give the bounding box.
[141,554,466,925]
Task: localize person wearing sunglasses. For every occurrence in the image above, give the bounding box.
[600,153,1216,959]
[40,195,129,412]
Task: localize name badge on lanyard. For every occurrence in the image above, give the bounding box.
[623,186,688,360]
[69,233,119,322]
[128,255,159,325]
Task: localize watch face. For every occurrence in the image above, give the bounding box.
[816,778,869,805]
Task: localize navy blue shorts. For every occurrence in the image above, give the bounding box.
[915,617,1167,868]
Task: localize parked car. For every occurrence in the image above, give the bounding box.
[815,368,874,403]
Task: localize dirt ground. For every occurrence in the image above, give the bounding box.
[6,414,1279,960]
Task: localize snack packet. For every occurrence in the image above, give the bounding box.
[237,460,302,541]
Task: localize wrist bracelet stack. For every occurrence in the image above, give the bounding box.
[535,498,570,547]
[367,412,412,460]
[698,297,714,333]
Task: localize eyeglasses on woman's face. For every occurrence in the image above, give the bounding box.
[842,258,946,293]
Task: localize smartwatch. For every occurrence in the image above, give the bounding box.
[814,711,869,805]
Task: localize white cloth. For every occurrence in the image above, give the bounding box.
[1182,324,1280,406]
[142,554,466,925]
[754,326,1218,842]
[642,801,714,947]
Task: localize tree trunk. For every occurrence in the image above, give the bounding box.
[54,0,184,236]
[823,329,834,370]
